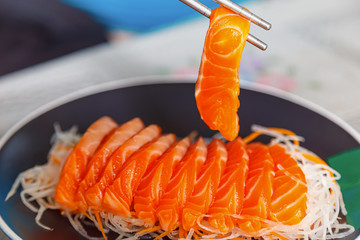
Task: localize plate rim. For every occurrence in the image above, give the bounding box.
[1,74,360,239]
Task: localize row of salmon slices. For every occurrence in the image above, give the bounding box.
[54,116,308,234]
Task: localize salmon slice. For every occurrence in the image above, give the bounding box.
[238,142,274,233]
[207,137,249,233]
[156,137,207,231]
[75,118,144,212]
[269,144,307,225]
[133,137,191,227]
[182,138,227,230]
[85,124,161,209]
[54,116,118,211]
[102,134,176,217]
[195,7,250,141]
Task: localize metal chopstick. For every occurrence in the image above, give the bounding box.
[179,0,268,51]
[213,0,271,30]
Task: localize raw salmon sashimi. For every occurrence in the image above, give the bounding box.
[54,116,118,211]
[12,116,353,240]
[238,142,274,233]
[156,137,207,231]
[195,7,251,141]
[102,134,176,217]
[133,137,191,227]
[85,124,161,209]
[207,137,249,233]
[269,144,307,225]
[74,118,144,212]
[182,138,227,231]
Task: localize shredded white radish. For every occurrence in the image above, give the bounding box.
[186,228,194,240]
[5,124,80,230]
[6,125,355,240]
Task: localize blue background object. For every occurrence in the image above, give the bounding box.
[58,0,244,32]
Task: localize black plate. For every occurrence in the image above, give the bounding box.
[0,77,359,240]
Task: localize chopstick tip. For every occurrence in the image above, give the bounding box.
[264,22,272,31]
[247,34,267,51]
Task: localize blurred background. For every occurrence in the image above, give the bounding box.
[0,0,360,136]
[0,0,221,76]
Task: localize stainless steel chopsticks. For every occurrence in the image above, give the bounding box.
[179,0,271,51]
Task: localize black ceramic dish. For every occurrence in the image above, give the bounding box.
[0,76,359,240]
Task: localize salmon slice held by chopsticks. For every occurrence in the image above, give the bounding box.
[75,118,144,212]
[133,137,191,227]
[54,116,118,211]
[156,137,207,232]
[195,7,250,141]
[207,137,249,233]
[182,138,227,231]
[85,124,161,209]
[102,134,176,217]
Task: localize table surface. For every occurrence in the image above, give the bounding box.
[1,0,360,239]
